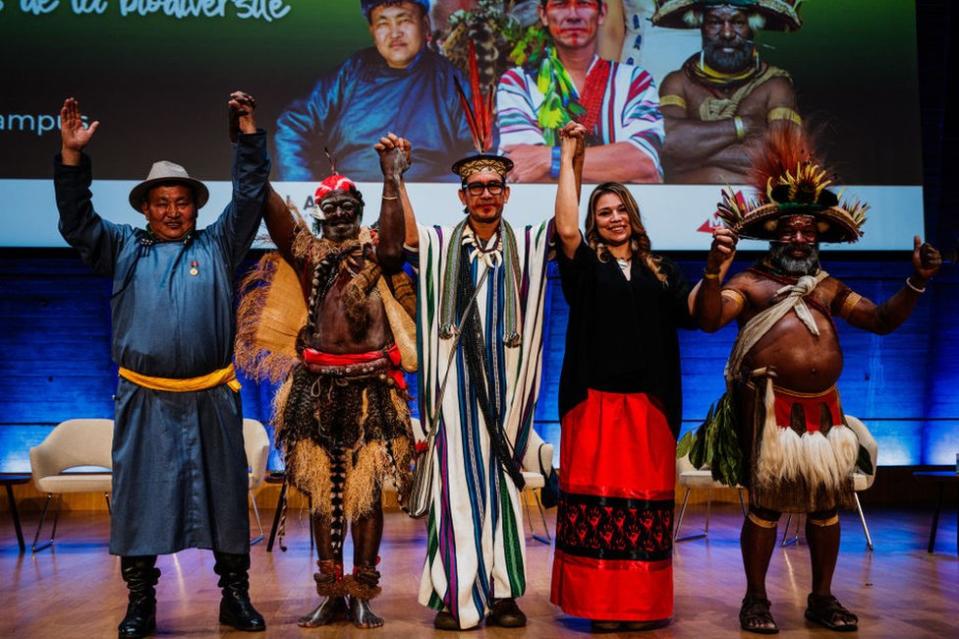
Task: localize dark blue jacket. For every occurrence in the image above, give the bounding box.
[275,47,474,182]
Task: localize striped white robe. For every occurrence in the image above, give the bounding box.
[413,220,552,629]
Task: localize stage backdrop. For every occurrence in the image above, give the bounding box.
[1,253,956,474]
[1,0,924,248]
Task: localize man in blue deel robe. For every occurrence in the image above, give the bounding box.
[53,93,270,638]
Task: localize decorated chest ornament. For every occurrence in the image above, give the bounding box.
[715,128,867,244]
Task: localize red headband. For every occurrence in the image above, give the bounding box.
[314,174,356,201]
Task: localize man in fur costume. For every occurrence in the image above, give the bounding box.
[653,0,802,184]
[695,128,941,634]
[236,141,416,629]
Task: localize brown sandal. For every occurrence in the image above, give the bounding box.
[805,594,858,632]
[740,595,779,634]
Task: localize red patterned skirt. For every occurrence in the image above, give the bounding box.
[550,389,675,621]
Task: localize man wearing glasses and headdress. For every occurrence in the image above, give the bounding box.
[380,130,555,629]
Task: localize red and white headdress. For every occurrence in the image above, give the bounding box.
[313,174,356,202]
[311,149,359,220]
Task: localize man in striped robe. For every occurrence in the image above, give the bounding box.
[383,133,553,630]
[496,0,664,183]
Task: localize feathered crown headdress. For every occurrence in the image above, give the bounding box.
[716,128,867,243]
[445,6,515,180]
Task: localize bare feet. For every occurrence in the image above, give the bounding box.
[349,597,384,629]
[298,596,348,627]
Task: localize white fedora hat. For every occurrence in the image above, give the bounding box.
[128,160,210,211]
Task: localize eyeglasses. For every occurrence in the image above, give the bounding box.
[462,181,506,196]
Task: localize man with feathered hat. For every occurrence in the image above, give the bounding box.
[55,93,270,637]
[694,128,941,633]
[388,94,555,626]
[235,145,417,628]
[653,0,802,183]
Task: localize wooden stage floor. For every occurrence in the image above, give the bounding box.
[2,505,957,638]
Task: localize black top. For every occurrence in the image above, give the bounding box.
[557,240,697,436]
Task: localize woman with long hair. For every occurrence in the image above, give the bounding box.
[549,122,700,631]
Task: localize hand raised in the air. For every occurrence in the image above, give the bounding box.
[911,235,941,284]
[228,91,258,142]
[59,98,100,165]
[706,226,738,276]
[558,121,586,163]
[375,132,412,182]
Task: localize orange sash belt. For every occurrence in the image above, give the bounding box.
[118,363,241,392]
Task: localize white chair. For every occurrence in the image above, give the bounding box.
[520,441,554,545]
[781,415,879,550]
[521,471,552,544]
[845,415,878,550]
[243,418,270,545]
[674,452,746,542]
[29,418,114,552]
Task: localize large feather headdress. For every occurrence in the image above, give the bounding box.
[716,128,867,243]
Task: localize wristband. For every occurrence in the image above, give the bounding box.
[905,277,926,293]
[550,145,561,179]
[734,116,745,141]
[703,270,720,280]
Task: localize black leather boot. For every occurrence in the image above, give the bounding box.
[118,555,160,639]
[213,551,266,632]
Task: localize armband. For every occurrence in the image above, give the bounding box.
[660,94,687,110]
[767,107,802,126]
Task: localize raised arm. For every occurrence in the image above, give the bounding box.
[373,133,411,273]
[55,97,124,275]
[59,97,99,167]
[213,91,272,268]
[262,186,301,265]
[695,226,742,332]
[841,237,941,334]
[554,121,586,259]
